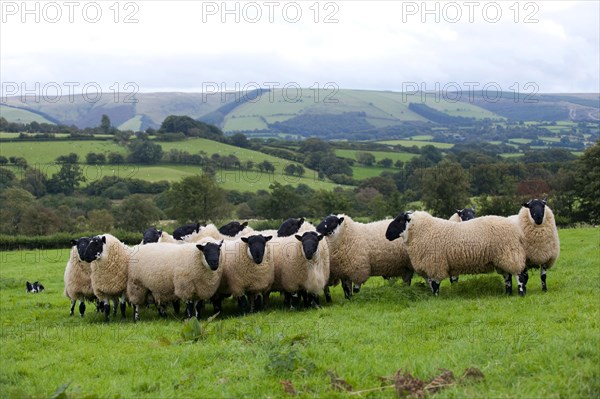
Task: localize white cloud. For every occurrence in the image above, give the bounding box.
[1,0,598,94]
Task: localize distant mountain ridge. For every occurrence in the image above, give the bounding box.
[1,90,598,136]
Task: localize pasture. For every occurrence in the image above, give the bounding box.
[376,139,454,149]
[0,228,597,398]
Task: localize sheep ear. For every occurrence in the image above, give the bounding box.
[317,234,324,241]
[299,217,304,224]
[241,221,248,228]
[219,240,224,248]
[542,197,547,205]
[158,230,162,234]
[295,234,302,241]
[264,235,273,242]
[195,223,201,233]
[196,244,206,252]
[456,209,461,214]
[338,217,344,224]
[241,237,249,243]
[70,239,78,246]
[101,236,107,244]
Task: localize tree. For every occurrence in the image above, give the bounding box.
[259,182,303,219]
[128,140,164,164]
[20,204,61,235]
[21,168,47,197]
[378,158,393,168]
[108,152,126,164]
[230,133,249,148]
[258,160,275,174]
[165,174,231,223]
[100,114,112,134]
[576,141,600,224]
[47,154,85,195]
[86,152,106,164]
[88,209,115,231]
[419,159,471,218]
[0,167,16,189]
[113,194,163,232]
[356,151,376,166]
[0,188,36,234]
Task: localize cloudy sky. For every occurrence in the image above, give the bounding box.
[1,0,599,96]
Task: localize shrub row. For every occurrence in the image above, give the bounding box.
[0,230,143,250]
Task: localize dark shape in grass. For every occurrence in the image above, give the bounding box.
[327,370,353,392]
[280,380,297,396]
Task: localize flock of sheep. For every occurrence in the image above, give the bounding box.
[64,198,560,322]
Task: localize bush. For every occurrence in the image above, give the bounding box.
[0,230,143,250]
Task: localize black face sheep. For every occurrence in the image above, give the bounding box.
[173,222,202,241]
[514,199,560,292]
[142,227,162,244]
[213,234,274,314]
[316,214,414,301]
[127,240,224,321]
[81,234,131,322]
[267,231,330,309]
[219,221,249,237]
[63,237,96,316]
[386,211,527,296]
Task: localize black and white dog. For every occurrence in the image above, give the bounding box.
[25,281,45,293]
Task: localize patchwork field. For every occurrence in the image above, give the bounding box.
[0,228,597,398]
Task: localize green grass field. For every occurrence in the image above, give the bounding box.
[334,149,416,163]
[0,141,127,164]
[0,228,598,398]
[0,138,344,191]
[376,139,454,149]
[0,105,55,124]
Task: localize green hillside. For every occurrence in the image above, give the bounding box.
[0,105,55,124]
[0,138,341,191]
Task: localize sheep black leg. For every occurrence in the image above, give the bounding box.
[173,299,181,315]
[263,292,271,310]
[120,298,126,318]
[450,276,459,284]
[283,292,292,308]
[158,305,168,318]
[79,301,86,317]
[133,305,139,323]
[255,294,263,311]
[517,269,528,296]
[402,270,414,286]
[541,268,547,292]
[238,295,250,314]
[103,302,111,322]
[248,295,256,313]
[324,286,332,303]
[504,273,513,295]
[69,300,76,316]
[112,298,118,316]
[290,292,300,310]
[310,293,321,309]
[96,300,103,312]
[300,290,310,308]
[342,280,352,300]
[428,279,440,296]
[195,300,204,318]
[211,294,222,314]
[185,300,196,319]
[353,283,361,294]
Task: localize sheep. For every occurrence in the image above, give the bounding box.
[514,199,560,292]
[447,208,477,283]
[212,234,274,314]
[173,222,202,241]
[219,221,251,238]
[316,214,414,301]
[81,234,132,321]
[267,231,330,309]
[448,208,476,223]
[385,211,527,296]
[64,237,96,317]
[127,240,223,321]
[141,227,162,244]
[277,217,315,237]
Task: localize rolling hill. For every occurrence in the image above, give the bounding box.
[2,90,597,136]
